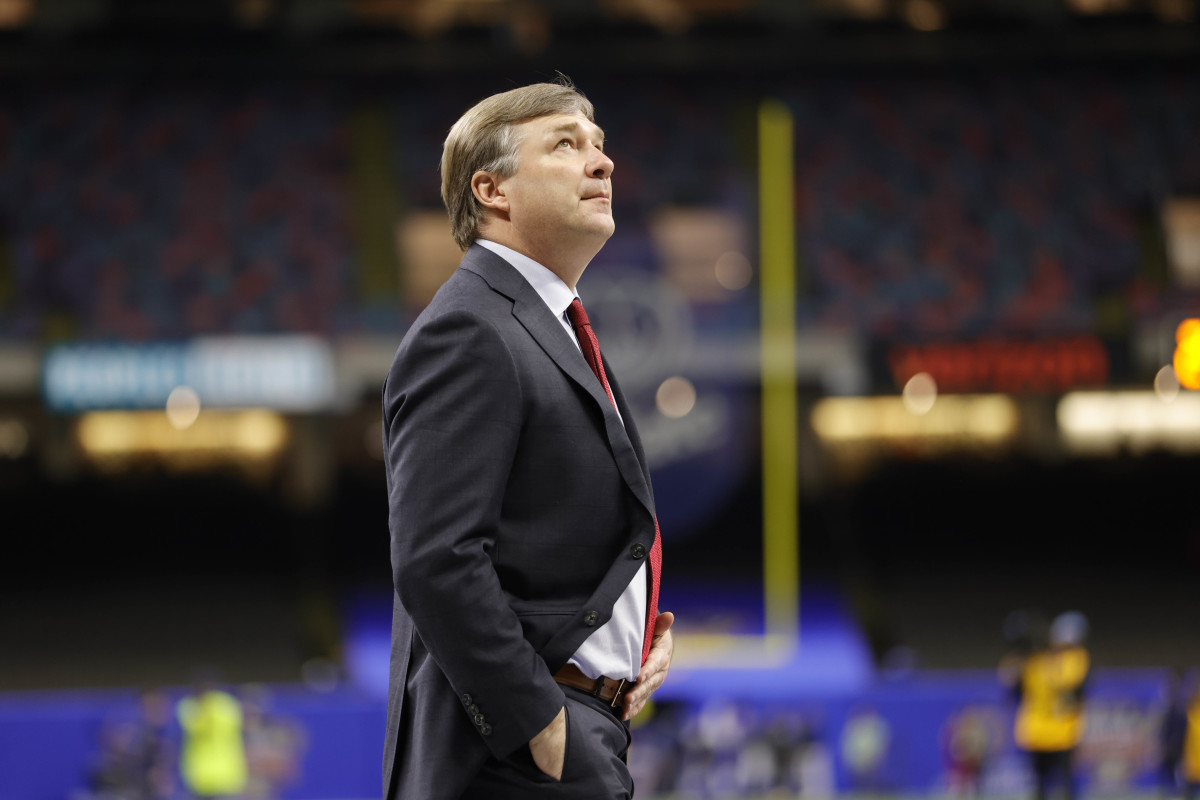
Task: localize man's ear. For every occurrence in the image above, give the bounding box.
[471,170,509,214]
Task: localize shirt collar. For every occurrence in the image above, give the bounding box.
[476,239,579,320]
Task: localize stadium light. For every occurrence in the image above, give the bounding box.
[1058,390,1200,455]
[76,409,289,465]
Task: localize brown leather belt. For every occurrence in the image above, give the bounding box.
[553,663,634,708]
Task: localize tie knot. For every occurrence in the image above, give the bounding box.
[566,297,590,330]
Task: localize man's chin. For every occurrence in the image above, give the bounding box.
[588,217,616,240]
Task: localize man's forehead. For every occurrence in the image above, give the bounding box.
[524,114,605,140]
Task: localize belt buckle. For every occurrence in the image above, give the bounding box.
[609,678,627,708]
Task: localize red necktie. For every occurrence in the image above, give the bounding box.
[566,298,662,667]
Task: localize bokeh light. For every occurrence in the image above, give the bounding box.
[714,251,753,291]
[1154,364,1181,402]
[1173,318,1200,389]
[165,385,201,430]
[901,372,938,415]
[656,376,697,419]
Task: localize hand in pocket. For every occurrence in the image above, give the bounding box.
[529,705,567,781]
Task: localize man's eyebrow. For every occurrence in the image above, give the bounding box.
[547,121,606,145]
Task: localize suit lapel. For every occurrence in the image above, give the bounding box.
[460,246,656,520]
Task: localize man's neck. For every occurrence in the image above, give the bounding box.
[476,228,600,291]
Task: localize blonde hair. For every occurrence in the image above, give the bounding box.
[440,80,594,250]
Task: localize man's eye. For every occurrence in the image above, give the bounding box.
[557,139,572,148]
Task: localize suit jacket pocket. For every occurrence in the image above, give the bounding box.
[509,601,578,654]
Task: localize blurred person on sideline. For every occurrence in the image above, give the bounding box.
[841,706,892,793]
[86,690,178,800]
[1005,611,1091,800]
[240,686,306,799]
[940,705,1005,798]
[998,610,1043,691]
[1183,677,1200,800]
[176,680,248,799]
[381,78,672,799]
[1161,669,1190,798]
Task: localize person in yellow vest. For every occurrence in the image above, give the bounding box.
[1183,679,1200,800]
[176,681,249,799]
[1012,612,1090,800]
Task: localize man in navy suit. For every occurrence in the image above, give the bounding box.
[382,80,674,799]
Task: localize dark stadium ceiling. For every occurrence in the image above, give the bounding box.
[0,0,1197,72]
[4,0,1194,30]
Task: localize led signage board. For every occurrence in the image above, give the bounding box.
[884,336,1110,394]
[43,337,336,412]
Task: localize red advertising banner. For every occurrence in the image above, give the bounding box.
[886,337,1110,394]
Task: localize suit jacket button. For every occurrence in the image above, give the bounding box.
[630,543,646,559]
[468,704,480,716]
[474,713,485,726]
[584,610,599,626]
[480,723,493,736]
[461,693,473,706]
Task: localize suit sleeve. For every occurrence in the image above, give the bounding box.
[384,308,565,760]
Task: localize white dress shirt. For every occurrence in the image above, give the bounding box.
[477,238,646,681]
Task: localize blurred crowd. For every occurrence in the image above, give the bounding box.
[81,683,304,800]
[628,701,834,798]
[3,70,1199,342]
[67,626,1200,800]
[785,75,1200,337]
[2,84,352,340]
[617,610,1200,799]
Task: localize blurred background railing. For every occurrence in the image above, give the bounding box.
[2,1,1200,798]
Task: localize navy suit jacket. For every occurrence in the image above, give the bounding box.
[381,244,657,800]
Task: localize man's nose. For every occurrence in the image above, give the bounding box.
[588,146,614,179]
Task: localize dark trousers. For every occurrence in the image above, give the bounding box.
[1029,748,1076,800]
[460,686,634,799]
[1160,755,1181,796]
